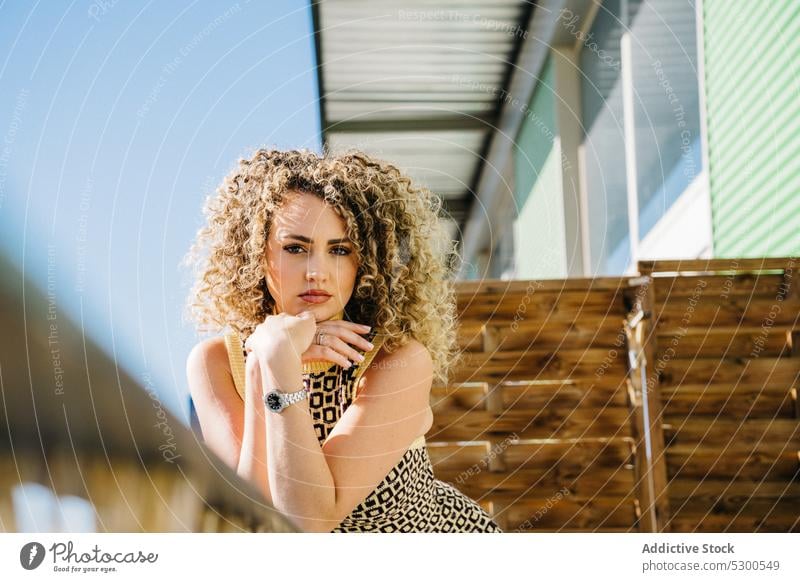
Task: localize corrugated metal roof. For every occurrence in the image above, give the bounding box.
[312,0,535,241]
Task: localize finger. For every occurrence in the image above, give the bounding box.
[320,346,352,369]
[318,323,375,352]
[302,344,353,368]
[320,320,372,336]
[302,345,333,364]
[326,335,367,365]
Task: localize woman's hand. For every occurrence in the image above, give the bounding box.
[301,317,375,369]
[244,311,375,370]
[244,311,318,364]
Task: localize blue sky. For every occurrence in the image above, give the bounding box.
[0,0,321,421]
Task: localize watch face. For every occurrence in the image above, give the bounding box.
[265,392,283,412]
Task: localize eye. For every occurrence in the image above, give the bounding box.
[283,245,305,254]
[331,246,352,256]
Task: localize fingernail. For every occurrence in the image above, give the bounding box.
[356,354,365,362]
[362,325,371,330]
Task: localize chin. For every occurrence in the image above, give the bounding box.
[300,302,331,319]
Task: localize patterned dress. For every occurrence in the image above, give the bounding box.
[223,327,502,533]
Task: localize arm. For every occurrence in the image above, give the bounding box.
[186,337,272,504]
[251,339,433,533]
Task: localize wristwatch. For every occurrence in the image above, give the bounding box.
[263,387,308,413]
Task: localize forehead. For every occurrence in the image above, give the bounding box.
[271,192,347,236]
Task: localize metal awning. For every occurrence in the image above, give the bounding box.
[312,0,535,242]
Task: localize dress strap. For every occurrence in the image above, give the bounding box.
[350,334,387,401]
[223,331,246,401]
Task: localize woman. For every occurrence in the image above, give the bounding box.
[185,148,501,533]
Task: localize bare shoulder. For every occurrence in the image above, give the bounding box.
[186,336,234,399]
[373,337,432,368]
[358,337,433,396]
[187,336,230,374]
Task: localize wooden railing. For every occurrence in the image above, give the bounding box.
[0,252,295,533]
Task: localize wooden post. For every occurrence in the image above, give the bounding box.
[639,280,671,532]
[626,275,671,532]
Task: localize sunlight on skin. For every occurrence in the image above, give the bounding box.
[262,191,359,323]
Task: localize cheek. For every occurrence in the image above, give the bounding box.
[341,260,359,290]
[263,256,286,296]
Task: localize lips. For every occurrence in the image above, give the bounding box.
[299,290,332,304]
[301,289,331,297]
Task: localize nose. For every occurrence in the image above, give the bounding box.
[305,254,329,282]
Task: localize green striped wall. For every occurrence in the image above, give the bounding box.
[513,58,568,278]
[703,0,800,256]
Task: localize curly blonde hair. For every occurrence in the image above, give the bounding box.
[184,148,462,386]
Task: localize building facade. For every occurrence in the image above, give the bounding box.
[462,0,799,280]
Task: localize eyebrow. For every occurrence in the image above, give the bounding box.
[282,234,351,244]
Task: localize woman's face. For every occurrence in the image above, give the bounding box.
[263,191,359,321]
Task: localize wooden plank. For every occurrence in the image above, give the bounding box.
[668,515,799,532]
[656,327,791,359]
[475,320,627,352]
[496,494,637,530]
[666,498,800,532]
[430,384,488,411]
[654,299,800,328]
[639,257,797,274]
[502,440,634,470]
[457,296,628,323]
[668,478,800,502]
[449,348,627,384]
[456,322,607,354]
[653,274,787,301]
[660,357,800,386]
[456,277,633,296]
[660,383,796,418]
[429,441,635,500]
[663,418,800,448]
[428,439,633,470]
[438,467,636,499]
[457,288,628,309]
[501,382,628,410]
[431,382,630,414]
[666,447,800,480]
[428,408,633,442]
[427,443,493,472]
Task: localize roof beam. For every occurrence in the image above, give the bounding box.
[326,116,492,134]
